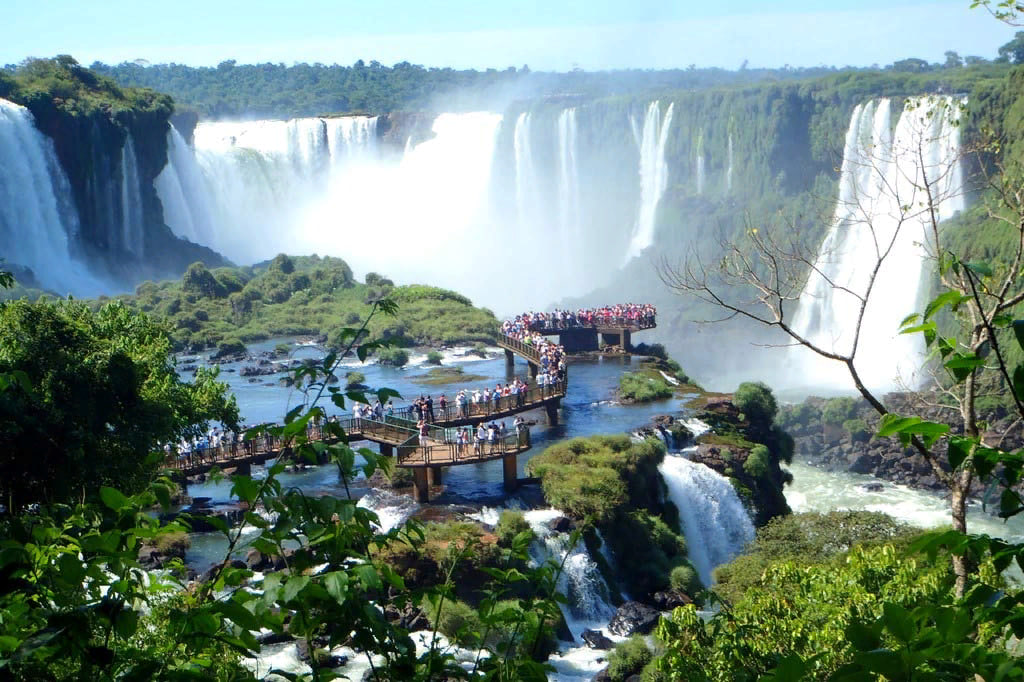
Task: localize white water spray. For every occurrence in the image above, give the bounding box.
[726,133,734,193]
[659,456,755,586]
[120,134,145,255]
[625,101,674,262]
[557,108,582,288]
[789,96,965,393]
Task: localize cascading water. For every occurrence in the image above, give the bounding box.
[726,133,734,193]
[624,101,674,262]
[155,125,217,245]
[789,96,965,393]
[525,509,616,639]
[0,98,104,294]
[557,108,582,289]
[120,134,145,255]
[513,112,542,243]
[695,132,706,195]
[659,455,755,587]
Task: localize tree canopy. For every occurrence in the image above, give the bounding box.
[0,298,238,508]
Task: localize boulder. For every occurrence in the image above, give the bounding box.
[607,601,660,637]
[550,515,575,534]
[651,589,693,610]
[591,668,612,682]
[581,629,614,650]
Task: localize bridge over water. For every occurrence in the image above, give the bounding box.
[165,317,654,502]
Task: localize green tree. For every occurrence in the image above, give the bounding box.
[733,381,777,425]
[997,30,1024,63]
[0,299,237,508]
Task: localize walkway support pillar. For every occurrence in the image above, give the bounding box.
[622,329,631,351]
[379,443,393,457]
[412,468,430,503]
[234,461,252,477]
[428,466,443,486]
[529,362,538,379]
[503,453,518,491]
[505,349,514,371]
[545,399,560,426]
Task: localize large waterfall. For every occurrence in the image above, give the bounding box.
[624,101,674,262]
[659,455,756,587]
[157,103,677,312]
[0,99,105,295]
[789,96,965,393]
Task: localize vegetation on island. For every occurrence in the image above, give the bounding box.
[104,254,500,353]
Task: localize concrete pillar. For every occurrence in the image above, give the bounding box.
[379,443,393,457]
[601,332,621,347]
[502,453,518,491]
[545,399,560,426]
[505,349,514,371]
[412,468,430,503]
[428,466,443,486]
[235,461,252,477]
[529,362,538,378]
[622,329,631,351]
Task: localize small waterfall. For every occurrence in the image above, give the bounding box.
[525,510,616,640]
[120,134,145,255]
[557,108,581,287]
[789,96,965,393]
[726,133,734,193]
[0,98,103,294]
[356,488,418,533]
[695,132,705,195]
[658,456,755,587]
[624,101,674,262]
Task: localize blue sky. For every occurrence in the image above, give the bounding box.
[2,0,1017,70]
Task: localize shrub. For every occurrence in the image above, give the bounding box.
[822,396,859,426]
[377,347,409,367]
[193,309,209,322]
[345,371,366,387]
[734,381,778,425]
[213,338,246,359]
[670,563,701,595]
[843,418,871,442]
[744,444,771,478]
[776,401,820,430]
[470,342,489,358]
[268,253,295,274]
[181,262,226,299]
[426,350,443,365]
[345,311,361,324]
[633,342,668,359]
[273,342,291,356]
[364,272,394,288]
[152,531,190,557]
[607,636,653,681]
[495,510,533,547]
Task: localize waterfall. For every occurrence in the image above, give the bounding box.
[726,133,734,193]
[695,132,705,195]
[513,112,541,242]
[525,510,616,640]
[156,125,217,245]
[624,101,674,262]
[557,108,581,288]
[120,134,145,255]
[659,456,755,587]
[0,98,104,295]
[789,96,965,393]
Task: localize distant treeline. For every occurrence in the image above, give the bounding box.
[61,49,1003,119]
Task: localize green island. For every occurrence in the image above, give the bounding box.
[100,254,500,353]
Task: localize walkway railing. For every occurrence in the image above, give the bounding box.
[496,334,543,365]
[391,379,566,424]
[526,316,656,333]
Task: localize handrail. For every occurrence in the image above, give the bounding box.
[391,379,566,425]
[496,334,543,365]
[525,316,656,333]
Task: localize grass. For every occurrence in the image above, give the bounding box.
[619,371,674,403]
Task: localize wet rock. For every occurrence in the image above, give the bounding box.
[581,629,614,649]
[591,667,612,682]
[607,601,660,637]
[848,453,881,474]
[256,631,292,646]
[857,482,884,493]
[651,589,693,610]
[550,515,575,534]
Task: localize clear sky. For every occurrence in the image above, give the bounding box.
[2,0,1017,71]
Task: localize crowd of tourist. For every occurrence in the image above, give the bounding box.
[505,304,656,332]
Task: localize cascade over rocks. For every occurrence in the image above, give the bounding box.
[581,628,615,649]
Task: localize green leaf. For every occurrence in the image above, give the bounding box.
[99,487,129,512]
[924,291,966,321]
[324,572,348,602]
[1014,365,1024,402]
[881,602,915,644]
[845,620,880,651]
[281,575,310,603]
[352,563,382,590]
[1013,320,1024,352]
[965,261,994,277]
[947,437,973,471]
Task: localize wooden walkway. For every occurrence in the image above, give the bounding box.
[165,334,564,501]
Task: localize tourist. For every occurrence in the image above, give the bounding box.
[475,423,486,455]
[426,395,435,422]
